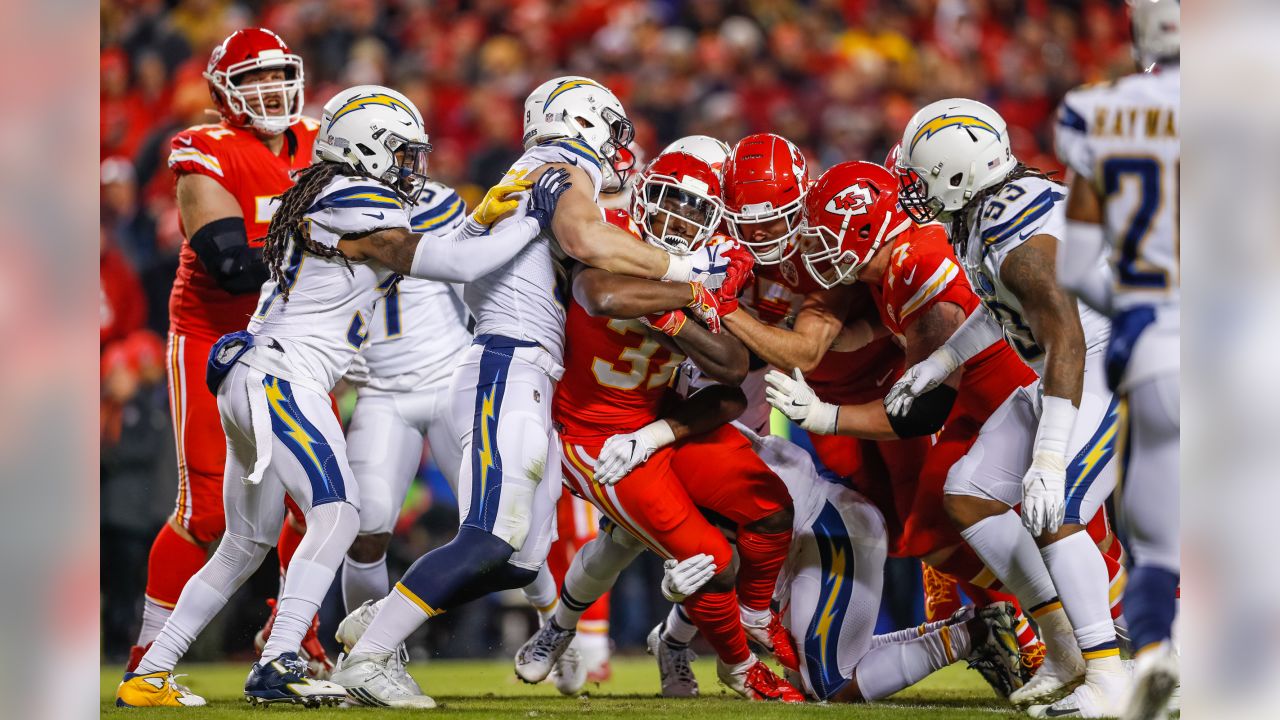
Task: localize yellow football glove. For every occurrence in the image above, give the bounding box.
[471,178,532,225]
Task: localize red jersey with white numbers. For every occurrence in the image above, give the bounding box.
[554,210,687,440]
[167,118,319,338]
[752,261,905,406]
[869,224,1036,416]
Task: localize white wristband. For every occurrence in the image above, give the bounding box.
[661,253,693,282]
[638,419,677,450]
[1033,395,1077,461]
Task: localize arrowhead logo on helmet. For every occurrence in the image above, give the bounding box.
[826,184,875,216]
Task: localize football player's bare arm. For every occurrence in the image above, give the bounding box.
[722,285,853,374]
[659,384,748,443]
[1058,171,1114,314]
[177,173,265,294]
[541,163,674,278]
[668,318,749,386]
[1002,235,1086,406]
[833,301,966,440]
[573,266,696,318]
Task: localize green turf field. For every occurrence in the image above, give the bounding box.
[102,655,1021,718]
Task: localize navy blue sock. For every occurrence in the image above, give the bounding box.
[398,526,516,612]
[1124,565,1179,653]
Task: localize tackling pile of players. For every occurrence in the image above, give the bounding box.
[115,1,1180,718]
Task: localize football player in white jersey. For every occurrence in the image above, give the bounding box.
[332,76,751,707]
[334,180,471,686]
[886,99,1127,717]
[115,85,567,708]
[1055,3,1181,719]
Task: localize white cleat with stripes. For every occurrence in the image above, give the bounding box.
[331,653,437,709]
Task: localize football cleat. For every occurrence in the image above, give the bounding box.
[331,652,437,709]
[647,622,699,698]
[333,600,422,694]
[965,601,1027,698]
[741,607,799,671]
[765,611,800,672]
[254,598,334,679]
[1027,656,1128,718]
[244,652,346,707]
[1010,632,1085,707]
[116,671,207,707]
[549,645,587,696]
[717,655,806,702]
[1121,642,1178,720]
[514,619,576,684]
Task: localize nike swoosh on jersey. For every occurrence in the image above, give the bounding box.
[875,367,896,387]
[364,211,386,220]
[903,266,917,285]
[178,136,193,146]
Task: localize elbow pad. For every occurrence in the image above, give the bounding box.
[886,385,958,438]
[189,217,268,294]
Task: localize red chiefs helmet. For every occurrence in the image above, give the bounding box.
[721,133,810,265]
[630,151,725,255]
[204,28,304,136]
[799,161,910,289]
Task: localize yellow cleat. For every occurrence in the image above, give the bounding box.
[115,671,207,707]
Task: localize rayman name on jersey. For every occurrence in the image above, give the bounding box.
[1090,105,1176,140]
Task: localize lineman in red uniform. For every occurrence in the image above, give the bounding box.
[129,28,322,671]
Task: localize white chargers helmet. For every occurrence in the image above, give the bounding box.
[659,135,731,176]
[314,85,432,203]
[523,76,636,193]
[895,98,1016,224]
[1130,0,1180,67]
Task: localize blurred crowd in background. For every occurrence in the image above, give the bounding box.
[100,0,1135,664]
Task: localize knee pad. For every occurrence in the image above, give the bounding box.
[355,473,396,535]
[207,532,271,588]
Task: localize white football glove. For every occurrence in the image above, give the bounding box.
[661,553,717,603]
[1020,396,1077,536]
[764,368,839,435]
[883,351,957,417]
[1021,453,1067,537]
[594,420,676,485]
[662,242,740,290]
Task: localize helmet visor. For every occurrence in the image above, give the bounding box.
[599,107,636,193]
[642,181,723,254]
[383,132,432,204]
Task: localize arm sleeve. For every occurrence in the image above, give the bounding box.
[409,209,542,283]
[1058,219,1114,315]
[937,304,1006,368]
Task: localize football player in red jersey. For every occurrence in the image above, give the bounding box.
[716,134,928,561]
[514,152,801,702]
[129,28,325,673]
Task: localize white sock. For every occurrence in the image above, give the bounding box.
[871,618,955,649]
[342,555,389,613]
[855,622,972,701]
[136,598,172,647]
[352,587,431,656]
[135,532,269,674]
[136,577,229,675]
[959,511,1058,608]
[662,604,698,646]
[1039,531,1118,653]
[553,532,639,629]
[261,503,359,662]
[522,564,560,622]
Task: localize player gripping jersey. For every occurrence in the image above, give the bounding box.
[1054,2,1182,717]
[119,84,560,709]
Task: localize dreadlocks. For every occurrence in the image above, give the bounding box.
[263,161,358,302]
[949,162,1056,255]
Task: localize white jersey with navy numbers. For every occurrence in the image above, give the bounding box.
[957,174,1111,373]
[463,139,605,364]
[348,180,472,394]
[1055,66,1180,312]
[246,173,409,391]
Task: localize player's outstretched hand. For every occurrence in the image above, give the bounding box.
[1021,455,1067,536]
[883,354,952,417]
[765,368,839,435]
[526,168,573,231]
[661,554,717,603]
[471,178,532,226]
[595,424,665,485]
[684,282,724,333]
